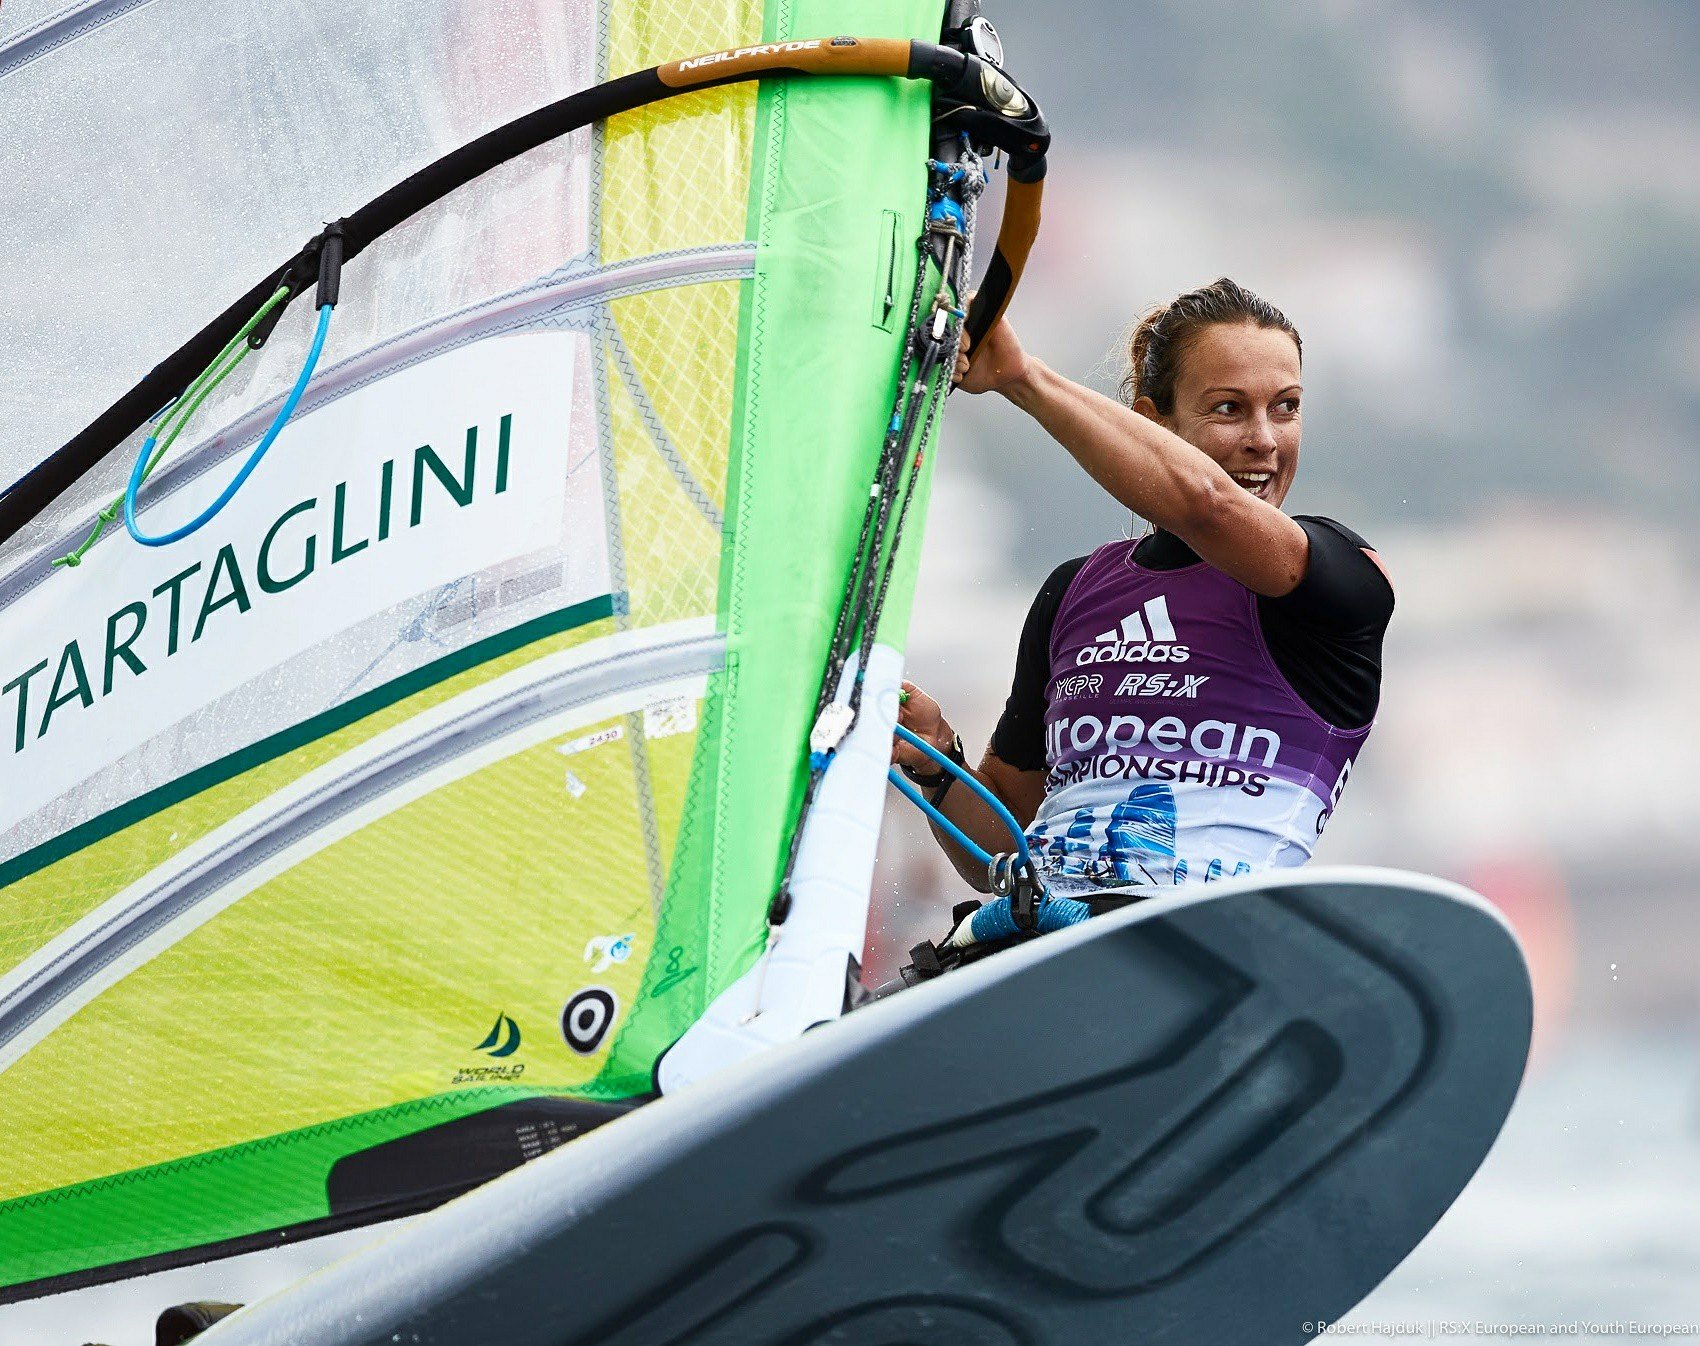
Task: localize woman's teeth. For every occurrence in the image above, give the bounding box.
[1230,471,1272,493]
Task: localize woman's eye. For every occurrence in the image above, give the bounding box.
[1211,400,1237,415]
[1277,398,1301,414]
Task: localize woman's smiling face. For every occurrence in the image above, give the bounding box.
[1146,321,1303,509]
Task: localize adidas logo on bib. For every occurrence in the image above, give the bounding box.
[1075,595,1191,664]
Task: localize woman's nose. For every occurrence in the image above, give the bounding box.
[1246,412,1279,452]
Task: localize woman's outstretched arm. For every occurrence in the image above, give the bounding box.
[959,320,1311,597]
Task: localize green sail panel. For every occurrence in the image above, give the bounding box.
[0,0,944,1297]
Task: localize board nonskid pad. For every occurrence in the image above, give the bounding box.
[205,866,1532,1345]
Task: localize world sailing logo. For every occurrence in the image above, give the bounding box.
[475,1012,522,1059]
[453,1010,527,1083]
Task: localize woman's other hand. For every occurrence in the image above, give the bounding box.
[953,313,1031,396]
[894,680,953,770]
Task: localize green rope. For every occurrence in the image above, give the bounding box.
[54,285,292,569]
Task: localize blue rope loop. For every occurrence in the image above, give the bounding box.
[125,304,334,548]
[969,893,1090,943]
[925,156,977,187]
[892,723,1031,867]
[927,196,969,237]
[888,768,991,867]
[887,725,1100,947]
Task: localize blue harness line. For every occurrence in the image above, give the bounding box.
[890,723,1032,866]
[888,723,1095,943]
[887,768,995,866]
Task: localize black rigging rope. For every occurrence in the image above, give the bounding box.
[769,154,983,924]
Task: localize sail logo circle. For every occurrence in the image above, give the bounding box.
[562,987,619,1055]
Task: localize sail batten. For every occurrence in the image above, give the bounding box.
[0,622,725,1076]
[0,0,163,81]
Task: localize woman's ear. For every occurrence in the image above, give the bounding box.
[1131,395,1164,425]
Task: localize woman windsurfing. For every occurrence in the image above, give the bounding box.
[896,278,1394,898]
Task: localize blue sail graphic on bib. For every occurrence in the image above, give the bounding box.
[1103,783,1179,883]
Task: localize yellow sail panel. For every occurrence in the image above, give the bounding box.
[0,0,950,1300]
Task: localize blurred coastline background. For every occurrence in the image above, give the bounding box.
[870,0,1700,1038]
[4,0,1698,1340]
[868,0,1700,1334]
